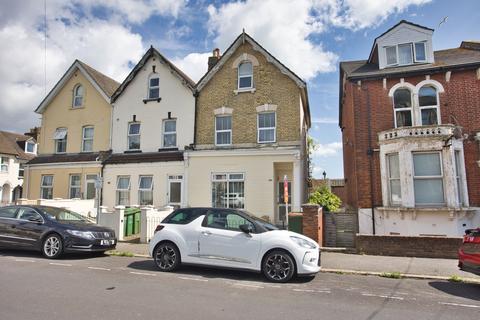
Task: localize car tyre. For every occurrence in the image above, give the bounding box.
[42,233,63,259]
[153,242,180,272]
[262,250,295,283]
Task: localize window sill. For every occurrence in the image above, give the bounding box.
[158,147,179,152]
[143,97,162,104]
[70,106,85,110]
[124,150,142,154]
[233,88,256,95]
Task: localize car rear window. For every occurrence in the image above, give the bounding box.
[163,208,206,225]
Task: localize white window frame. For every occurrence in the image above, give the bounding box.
[418,86,440,126]
[73,84,84,108]
[85,174,98,200]
[138,175,154,206]
[385,45,398,66]
[237,61,253,90]
[257,112,276,143]
[148,75,160,99]
[386,153,401,206]
[54,128,68,154]
[18,163,24,178]
[127,122,141,151]
[397,43,413,66]
[162,119,177,148]
[215,115,232,146]
[393,88,413,128]
[414,42,427,63]
[116,176,131,206]
[81,126,94,152]
[40,175,53,199]
[211,173,245,209]
[167,175,183,206]
[0,156,8,173]
[69,174,81,199]
[412,151,445,206]
[25,141,36,154]
[454,150,465,207]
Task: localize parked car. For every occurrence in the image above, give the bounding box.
[0,205,116,258]
[148,207,321,282]
[458,228,480,276]
[220,193,245,208]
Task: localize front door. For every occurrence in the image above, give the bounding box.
[198,210,261,268]
[167,175,183,207]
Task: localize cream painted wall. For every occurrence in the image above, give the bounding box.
[102,162,185,210]
[38,68,112,154]
[186,150,303,222]
[26,165,101,200]
[111,56,195,153]
[0,155,24,203]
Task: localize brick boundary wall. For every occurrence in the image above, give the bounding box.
[301,204,323,246]
[356,234,463,259]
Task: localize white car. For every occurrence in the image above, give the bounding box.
[148,207,321,282]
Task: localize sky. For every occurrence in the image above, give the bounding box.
[0,0,479,178]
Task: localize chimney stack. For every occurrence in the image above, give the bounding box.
[208,48,221,71]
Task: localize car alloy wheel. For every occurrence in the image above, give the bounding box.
[154,243,180,272]
[43,234,63,259]
[263,250,295,283]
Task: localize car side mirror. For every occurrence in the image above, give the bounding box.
[239,224,253,234]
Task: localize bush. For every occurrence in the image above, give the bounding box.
[308,185,341,212]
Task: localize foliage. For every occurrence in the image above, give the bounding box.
[308,185,342,212]
[107,250,135,257]
[380,272,402,279]
[448,275,463,283]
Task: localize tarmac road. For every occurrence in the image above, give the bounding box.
[0,250,479,320]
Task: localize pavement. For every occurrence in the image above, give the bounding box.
[1,250,479,320]
[111,242,480,283]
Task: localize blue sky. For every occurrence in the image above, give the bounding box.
[0,0,479,178]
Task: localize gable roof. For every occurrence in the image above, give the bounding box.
[0,131,36,161]
[111,46,196,102]
[196,32,310,127]
[35,60,120,114]
[367,20,434,63]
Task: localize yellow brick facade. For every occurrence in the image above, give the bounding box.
[196,42,303,146]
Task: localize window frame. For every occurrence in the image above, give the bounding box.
[81,126,94,152]
[386,153,401,206]
[414,42,427,63]
[25,141,36,154]
[18,163,24,178]
[454,150,465,207]
[69,174,81,199]
[162,119,177,148]
[72,84,84,108]
[211,173,245,209]
[257,112,276,143]
[138,175,154,206]
[0,156,8,173]
[127,122,141,151]
[386,42,427,67]
[215,115,232,146]
[418,85,440,126]
[393,88,413,128]
[385,45,398,66]
[397,43,413,65]
[40,175,54,200]
[148,75,160,99]
[412,151,445,206]
[54,128,68,154]
[237,61,253,90]
[116,176,131,206]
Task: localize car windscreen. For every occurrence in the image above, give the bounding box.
[240,210,278,231]
[40,207,91,223]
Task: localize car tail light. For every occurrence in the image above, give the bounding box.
[463,229,480,243]
[154,225,164,234]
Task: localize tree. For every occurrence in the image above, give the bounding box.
[308,185,341,212]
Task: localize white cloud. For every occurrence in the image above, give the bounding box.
[312,117,338,124]
[171,52,212,82]
[314,142,342,157]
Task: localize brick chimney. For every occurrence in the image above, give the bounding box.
[208,48,221,71]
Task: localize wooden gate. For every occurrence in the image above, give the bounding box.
[323,212,358,248]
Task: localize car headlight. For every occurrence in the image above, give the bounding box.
[67,230,95,240]
[290,236,316,249]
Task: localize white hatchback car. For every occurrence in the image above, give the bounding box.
[149,208,321,282]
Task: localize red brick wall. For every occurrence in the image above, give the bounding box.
[341,68,480,209]
[301,204,323,246]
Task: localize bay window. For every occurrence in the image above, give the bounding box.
[212,173,244,209]
[454,150,465,206]
[387,153,401,206]
[413,152,444,206]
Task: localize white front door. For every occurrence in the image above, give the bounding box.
[167,175,183,207]
[198,209,261,268]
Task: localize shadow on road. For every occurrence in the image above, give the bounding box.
[126,259,315,284]
[0,248,109,261]
[429,281,480,301]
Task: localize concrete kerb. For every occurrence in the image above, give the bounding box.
[320,268,480,284]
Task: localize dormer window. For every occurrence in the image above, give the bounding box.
[414,42,426,62]
[385,42,428,67]
[398,43,413,65]
[25,141,36,154]
[73,84,84,107]
[148,76,160,99]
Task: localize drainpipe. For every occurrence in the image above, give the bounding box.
[193,91,199,147]
[364,84,376,235]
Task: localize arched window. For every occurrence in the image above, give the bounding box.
[73,84,84,107]
[238,61,253,89]
[418,86,439,125]
[393,88,412,127]
[148,75,160,99]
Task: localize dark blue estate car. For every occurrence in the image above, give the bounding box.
[0,205,116,258]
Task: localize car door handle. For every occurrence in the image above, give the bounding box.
[201,231,212,236]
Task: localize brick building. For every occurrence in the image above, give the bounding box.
[339,20,480,236]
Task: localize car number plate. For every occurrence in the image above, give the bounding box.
[101,240,115,246]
